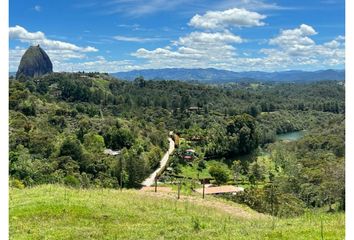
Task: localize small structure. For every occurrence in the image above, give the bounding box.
[188,106,200,111]
[195,185,244,195]
[104,149,121,156]
[183,149,196,161]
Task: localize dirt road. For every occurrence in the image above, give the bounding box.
[141,137,175,186]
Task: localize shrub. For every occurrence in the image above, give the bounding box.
[64,175,81,188]
[229,186,305,217]
[208,163,229,185]
[10,178,25,189]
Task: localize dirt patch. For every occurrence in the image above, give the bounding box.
[140,187,173,193]
[140,190,268,220]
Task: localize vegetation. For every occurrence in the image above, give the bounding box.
[9,185,345,240]
[9,72,345,222]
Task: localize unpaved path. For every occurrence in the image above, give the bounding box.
[142,138,175,186]
[141,190,268,220]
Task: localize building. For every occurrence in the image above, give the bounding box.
[183,149,196,161]
[195,185,244,195]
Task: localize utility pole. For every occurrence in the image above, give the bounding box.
[202,179,205,199]
[120,172,123,191]
[177,181,181,200]
[154,177,158,193]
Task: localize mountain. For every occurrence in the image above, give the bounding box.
[16,45,53,79]
[111,68,345,83]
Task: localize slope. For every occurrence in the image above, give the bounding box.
[9,185,344,240]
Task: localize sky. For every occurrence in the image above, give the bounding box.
[9,0,345,73]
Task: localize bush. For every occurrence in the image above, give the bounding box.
[208,163,229,185]
[229,187,305,217]
[10,178,25,189]
[64,175,81,188]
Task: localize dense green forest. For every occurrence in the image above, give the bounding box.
[9,72,345,216]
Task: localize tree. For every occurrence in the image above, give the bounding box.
[83,132,105,153]
[125,146,147,188]
[59,137,83,162]
[248,104,260,117]
[226,114,258,155]
[208,163,229,185]
[232,160,242,184]
[104,127,135,150]
[248,161,266,185]
[134,76,146,88]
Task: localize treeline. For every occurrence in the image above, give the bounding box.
[9,73,344,192]
[220,116,345,216]
[9,74,170,188]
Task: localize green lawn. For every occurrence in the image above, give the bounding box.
[9,185,345,240]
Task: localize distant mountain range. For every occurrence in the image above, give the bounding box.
[10,68,345,83]
[111,68,345,83]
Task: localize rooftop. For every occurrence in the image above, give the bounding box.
[195,185,244,195]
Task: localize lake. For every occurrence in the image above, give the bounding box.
[275,130,305,141]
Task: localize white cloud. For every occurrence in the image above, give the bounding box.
[9,25,100,72]
[96,0,189,16]
[269,24,317,49]
[113,35,163,42]
[53,57,140,73]
[34,5,42,12]
[189,8,266,30]
[9,25,45,40]
[79,0,289,18]
[132,23,344,71]
[260,24,344,68]
[214,0,291,11]
[133,31,243,67]
[177,31,243,45]
[9,47,139,73]
[9,25,98,52]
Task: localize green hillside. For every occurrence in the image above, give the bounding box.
[10,185,344,240]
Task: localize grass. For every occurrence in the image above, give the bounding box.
[178,160,231,180]
[10,185,345,240]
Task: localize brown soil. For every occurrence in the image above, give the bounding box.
[140,190,268,220]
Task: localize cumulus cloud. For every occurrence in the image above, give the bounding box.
[9,25,100,72]
[132,23,344,71]
[53,57,140,73]
[9,47,139,73]
[177,31,243,45]
[189,8,266,30]
[269,24,317,49]
[261,24,344,68]
[133,30,243,68]
[9,25,98,52]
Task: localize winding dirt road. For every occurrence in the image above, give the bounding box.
[141,137,175,186]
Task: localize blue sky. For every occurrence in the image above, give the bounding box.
[9,0,345,72]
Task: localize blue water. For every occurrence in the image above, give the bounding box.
[275,131,305,141]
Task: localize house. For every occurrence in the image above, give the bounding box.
[104,149,121,156]
[183,149,196,161]
[195,185,244,195]
[188,106,200,111]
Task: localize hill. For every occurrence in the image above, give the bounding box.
[10,185,345,239]
[112,68,345,83]
[16,45,53,79]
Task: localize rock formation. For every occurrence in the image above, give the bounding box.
[16,45,53,79]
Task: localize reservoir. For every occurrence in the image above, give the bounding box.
[275,130,305,141]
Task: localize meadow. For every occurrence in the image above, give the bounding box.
[10,185,344,240]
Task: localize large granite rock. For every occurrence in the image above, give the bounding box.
[16,45,53,79]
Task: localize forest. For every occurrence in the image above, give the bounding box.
[9,72,345,216]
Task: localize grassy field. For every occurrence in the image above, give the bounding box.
[9,185,345,239]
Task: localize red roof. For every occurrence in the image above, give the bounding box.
[195,186,244,195]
